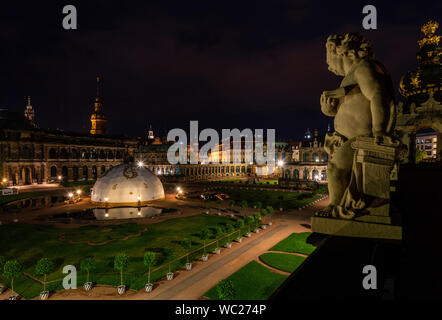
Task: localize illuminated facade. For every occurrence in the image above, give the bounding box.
[396,20,442,163]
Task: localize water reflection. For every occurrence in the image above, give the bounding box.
[94,207,163,220]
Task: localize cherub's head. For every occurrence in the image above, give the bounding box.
[336,33,374,60]
[326,33,374,75]
[326,34,345,76]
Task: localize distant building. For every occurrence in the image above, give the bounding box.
[24,96,35,127]
[416,132,438,158]
[90,76,107,135]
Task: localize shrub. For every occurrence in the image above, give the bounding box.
[216,279,236,300]
[255,201,262,209]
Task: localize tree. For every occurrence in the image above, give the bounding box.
[416,149,428,163]
[229,200,235,207]
[261,208,268,223]
[0,256,5,271]
[35,258,54,292]
[266,206,275,219]
[200,228,211,255]
[3,260,22,296]
[253,212,261,229]
[216,279,236,300]
[80,257,96,284]
[235,219,244,231]
[143,252,157,284]
[114,253,129,287]
[255,201,262,209]
[214,226,224,248]
[245,216,255,233]
[181,238,192,264]
[240,200,248,210]
[225,224,235,242]
[277,195,284,209]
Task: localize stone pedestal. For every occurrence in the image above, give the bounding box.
[312,137,402,240]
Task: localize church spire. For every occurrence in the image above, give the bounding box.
[24,96,35,126]
[90,76,107,135]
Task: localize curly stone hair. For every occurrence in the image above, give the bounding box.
[336,33,374,60]
[327,33,373,60]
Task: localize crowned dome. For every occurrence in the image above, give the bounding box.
[91,163,164,205]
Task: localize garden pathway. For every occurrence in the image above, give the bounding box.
[43,198,328,300]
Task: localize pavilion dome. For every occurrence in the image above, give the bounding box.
[91,163,164,205]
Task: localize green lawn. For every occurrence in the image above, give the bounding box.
[0,193,47,206]
[219,189,320,209]
[270,232,316,255]
[204,261,287,300]
[0,214,239,299]
[259,253,305,273]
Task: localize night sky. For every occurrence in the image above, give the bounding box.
[0,0,440,140]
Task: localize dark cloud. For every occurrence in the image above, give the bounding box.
[0,0,439,140]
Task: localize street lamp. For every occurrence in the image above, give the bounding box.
[277,160,284,167]
[137,161,144,168]
[2,178,7,184]
[68,192,73,198]
[58,175,62,181]
[76,189,82,195]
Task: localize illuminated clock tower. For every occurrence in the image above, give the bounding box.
[90,76,107,135]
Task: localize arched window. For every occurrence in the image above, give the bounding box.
[303,152,310,162]
[90,149,97,159]
[312,169,319,180]
[293,169,299,180]
[99,150,105,159]
[71,149,79,159]
[303,169,309,180]
[321,152,328,162]
[49,148,57,159]
[73,167,79,180]
[92,165,97,178]
[321,169,327,181]
[116,151,122,159]
[312,152,319,162]
[108,150,114,159]
[101,165,106,174]
[21,146,33,159]
[81,149,88,159]
[285,169,291,178]
[62,166,68,178]
[82,166,88,179]
[50,166,57,177]
[60,148,69,159]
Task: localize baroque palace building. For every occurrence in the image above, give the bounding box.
[0,90,137,186]
[276,128,329,183]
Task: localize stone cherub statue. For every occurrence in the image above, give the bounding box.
[317,33,398,220]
